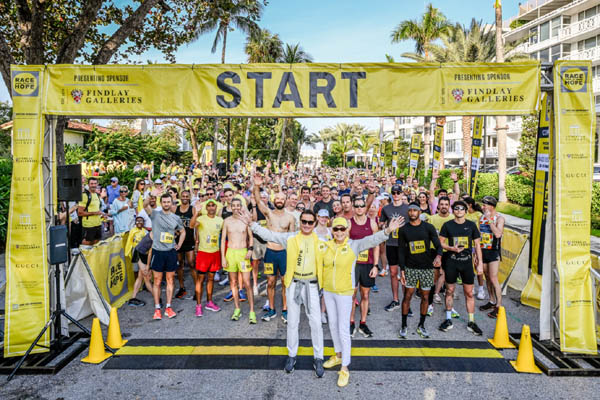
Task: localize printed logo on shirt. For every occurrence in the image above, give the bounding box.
[409,240,426,254]
[453,236,469,249]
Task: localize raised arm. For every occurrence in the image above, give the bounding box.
[252,173,272,217]
[429,169,439,205]
[451,171,460,202]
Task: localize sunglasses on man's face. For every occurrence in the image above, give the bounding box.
[300,219,315,226]
[120,190,128,193]
[332,227,346,232]
[354,204,366,208]
[453,206,466,211]
[392,191,401,195]
[296,206,305,211]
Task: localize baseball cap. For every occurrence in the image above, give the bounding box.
[452,200,468,210]
[408,202,421,211]
[110,177,118,183]
[170,175,177,181]
[317,209,330,218]
[482,196,498,207]
[154,178,162,184]
[391,185,402,192]
[332,217,348,228]
[193,184,200,189]
[205,199,218,206]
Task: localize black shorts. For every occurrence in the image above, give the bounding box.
[386,245,400,266]
[82,225,102,242]
[132,250,148,265]
[355,263,375,288]
[151,249,178,273]
[177,240,195,254]
[443,260,475,285]
[482,249,501,264]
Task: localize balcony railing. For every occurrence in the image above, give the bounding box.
[561,14,599,41]
[594,76,600,93]
[564,45,600,62]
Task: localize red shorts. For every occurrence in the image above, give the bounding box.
[196,250,221,273]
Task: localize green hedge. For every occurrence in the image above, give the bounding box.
[0,158,12,251]
[505,174,534,206]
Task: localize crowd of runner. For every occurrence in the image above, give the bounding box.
[70,161,505,387]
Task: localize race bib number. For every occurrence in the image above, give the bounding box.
[160,232,174,244]
[264,262,274,275]
[240,260,251,272]
[259,220,267,227]
[481,232,492,245]
[358,250,369,262]
[392,229,398,239]
[206,234,218,246]
[454,236,469,249]
[409,240,426,254]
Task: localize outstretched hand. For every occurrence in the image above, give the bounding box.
[236,207,253,225]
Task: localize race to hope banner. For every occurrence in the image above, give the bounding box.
[554,60,597,354]
[522,92,553,309]
[41,62,540,117]
[498,228,528,287]
[409,133,421,178]
[4,66,49,357]
[432,124,444,171]
[468,116,484,197]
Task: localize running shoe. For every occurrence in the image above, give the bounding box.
[284,356,296,373]
[372,285,379,293]
[416,325,430,338]
[262,308,276,321]
[476,287,486,300]
[350,322,356,337]
[249,311,257,324]
[384,300,400,312]
[427,304,434,317]
[313,358,324,378]
[205,301,221,312]
[214,271,221,282]
[281,310,288,324]
[354,299,359,306]
[224,291,234,302]
[358,323,373,338]
[153,309,162,320]
[479,301,495,311]
[253,285,259,297]
[239,289,247,302]
[408,308,414,317]
[164,307,177,319]
[456,277,463,285]
[231,308,242,321]
[262,300,270,311]
[487,307,499,319]
[398,326,408,339]
[321,312,328,324]
[175,287,187,299]
[451,308,460,318]
[337,370,349,387]
[367,308,371,316]
[323,354,342,369]
[128,298,145,307]
[439,319,453,332]
[218,276,229,286]
[433,293,443,304]
[379,268,388,277]
[467,321,483,336]
[195,304,203,317]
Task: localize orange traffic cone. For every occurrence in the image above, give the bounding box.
[81,318,111,364]
[488,306,516,349]
[510,325,542,374]
[106,307,128,349]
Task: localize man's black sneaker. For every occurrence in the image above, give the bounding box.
[467,321,483,336]
[358,323,373,338]
[175,287,187,299]
[439,319,453,332]
[127,298,145,307]
[487,307,499,319]
[284,356,296,373]
[479,302,495,311]
[384,300,400,312]
[367,308,371,316]
[313,358,324,378]
[350,322,356,337]
[408,308,414,317]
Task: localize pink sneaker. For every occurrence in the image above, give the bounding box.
[195,304,203,317]
[205,301,221,312]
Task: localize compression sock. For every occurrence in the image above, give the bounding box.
[419,314,426,327]
[468,313,475,322]
[446,310,452,320]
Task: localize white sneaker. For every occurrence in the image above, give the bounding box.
[253,285,259,297]
[214,271,221,282]
[321,312,328,324]
[218,276,229,286]
[427,304,434,316]
[433,293,442,304]
[262,300,270,311]
[477,287,486,300]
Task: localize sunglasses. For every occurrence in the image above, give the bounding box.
[120,190,128,193]
[332,227,346,232]
[453,206,466,211]
[296,207,305,211]
[354,204,366,208]
[392,191,401,195]
[300,219,315,226]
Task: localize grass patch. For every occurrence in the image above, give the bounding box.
[497,202,532,220]
[591,229,600,238]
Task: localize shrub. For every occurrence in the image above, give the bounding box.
[98,168,149,191]
[505,174,534,206]
[473,173,499,201]
[0,158,12,251]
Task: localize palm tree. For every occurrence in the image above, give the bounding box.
[243,29,284,163]
[391,3,450,176]
[355,132,378,166]
[329,123,359,167]
[495,0,508,202]
[191,0,263,166]
[276,43,313,165]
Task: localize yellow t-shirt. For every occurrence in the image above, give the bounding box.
[195,215,224,253]
[466,211,482,228]
[197,200,224,216]
[428,213,454,233]
[78,191,101,228]
[294,234,317,279]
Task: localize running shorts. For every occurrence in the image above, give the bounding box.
[225,248,251,273]
[404,267,434,290]
[264,248,287,276]
[196,250,221,273]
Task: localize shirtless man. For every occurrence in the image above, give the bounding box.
[253,173,296,323]
[221,198,256,323]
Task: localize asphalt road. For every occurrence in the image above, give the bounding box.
[1,269,599,400]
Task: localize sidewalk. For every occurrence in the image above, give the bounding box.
[501,213,600,255]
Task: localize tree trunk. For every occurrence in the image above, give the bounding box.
[277,118,288,166]
[495,2,508,202]
[55,116,68,165]
[423,116,431,176]
[189,126,199,162]
[221,28,228,64]
[212,117,218,167]
[436,116,446,169]
[243,117,251,164]
[462,116,473,166]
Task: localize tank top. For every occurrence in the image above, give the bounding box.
[350,217,374,264]
[176,205,195,243]
[479,213,500,251]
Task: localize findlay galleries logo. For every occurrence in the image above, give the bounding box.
[70,88,142,105]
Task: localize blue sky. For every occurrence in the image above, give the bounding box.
[2,0,521,134]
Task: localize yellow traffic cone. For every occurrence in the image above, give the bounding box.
[81,318,111,364]
[488,306,516,349]
[106,307,128,349]
[510,325,542,374]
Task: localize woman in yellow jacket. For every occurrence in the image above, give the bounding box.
[322,216,402,387]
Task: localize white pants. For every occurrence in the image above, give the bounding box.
[286,280,323,359]
[323,290,352,366]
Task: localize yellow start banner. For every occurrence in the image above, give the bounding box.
[468,116,484,197]
[409,133,421,178]
[432,124,444,171]
[40,62,541,117]
[553,60,597,354]
[4,66,49,357]
[498,228,528,286]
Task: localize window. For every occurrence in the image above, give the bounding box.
[595,95,600,105]
[563,43,571,56]
[487,136,497,148]
[539,47,550,62]
[446,140,456,153]
[530,27,538,44]
[585,36,596,50]
[552,16,561,38]
[540,21,550,41]
[508,115,517,122]
[447,120,457,134]
[586,6,597,20]
[563,16,571,26]
[551,44,561,62]
[578,40,584,52]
